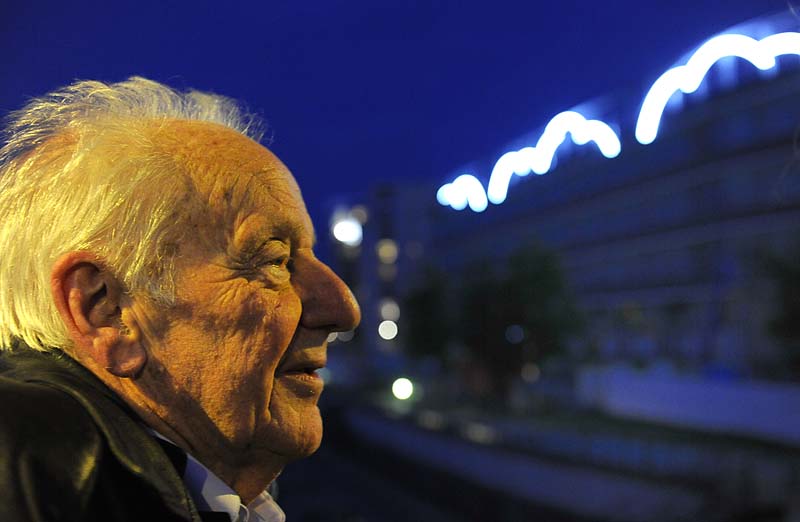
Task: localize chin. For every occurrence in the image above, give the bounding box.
[263,408,324,459]
[293,434,322,459]
[289,418,324,459]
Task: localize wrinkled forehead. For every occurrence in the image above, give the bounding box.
[151,120,314,237]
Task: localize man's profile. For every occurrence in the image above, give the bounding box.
[0,77,360,521]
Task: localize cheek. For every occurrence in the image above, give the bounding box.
[172,280,302,378]
[262,290,302,351]
[218,283,302,360]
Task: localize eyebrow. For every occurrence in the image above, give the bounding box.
[271,220,316,248]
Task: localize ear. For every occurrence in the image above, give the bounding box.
[51,252,147,377]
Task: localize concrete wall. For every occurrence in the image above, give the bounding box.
[577,364,800,446]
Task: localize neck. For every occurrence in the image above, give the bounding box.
[130,388,289,503]
[87,364,288,504]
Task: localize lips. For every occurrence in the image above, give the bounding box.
[279,362,325,389]
[283,365,323,378]
[276,335,328,389]
[278,352,326,379]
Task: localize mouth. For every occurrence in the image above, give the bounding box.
[282,365,324,381]
[278,355,327,384]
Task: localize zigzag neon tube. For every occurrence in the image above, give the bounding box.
[635,32,800,145]
[436,111,620,211]
[487,111,620,204]
[436,174,489,212]
[437,31,800,213]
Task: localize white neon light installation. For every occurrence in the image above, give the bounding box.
[486,111,620,204]
[436,111,620,211]
[635,32,800,145]
[437,30,800,213]
[436,174,489,212]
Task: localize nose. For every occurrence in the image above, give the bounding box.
[294,252,361,332]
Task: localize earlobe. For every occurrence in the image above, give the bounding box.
[51,251,147,378]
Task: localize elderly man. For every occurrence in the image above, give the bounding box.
[0,77,360,521]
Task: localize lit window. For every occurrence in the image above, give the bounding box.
[376,239,399,264]
[379,298,400,321]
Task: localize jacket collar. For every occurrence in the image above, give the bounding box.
[1,348,202,521]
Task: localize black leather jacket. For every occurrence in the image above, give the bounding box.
[0,349,203,522]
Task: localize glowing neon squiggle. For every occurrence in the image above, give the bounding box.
[437,30,800,213]
[486,111,620,204]
[635,32,800,145]
[436,174,489,212]
[436,111,621,211]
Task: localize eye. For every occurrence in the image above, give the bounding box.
[260,240,295,276]
[234,239,292,278]
[269,254,294,273]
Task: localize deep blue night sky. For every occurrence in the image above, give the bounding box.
[0,0,792,232]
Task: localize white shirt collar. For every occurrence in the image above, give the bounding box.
[151,431,286,522]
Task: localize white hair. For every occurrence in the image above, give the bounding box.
[0,76,264,351]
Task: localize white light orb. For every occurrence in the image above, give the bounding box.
[332,217,363,247]
[378,320,398,340]
[392,377,414,400]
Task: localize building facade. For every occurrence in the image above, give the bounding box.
[338,12,800,384]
